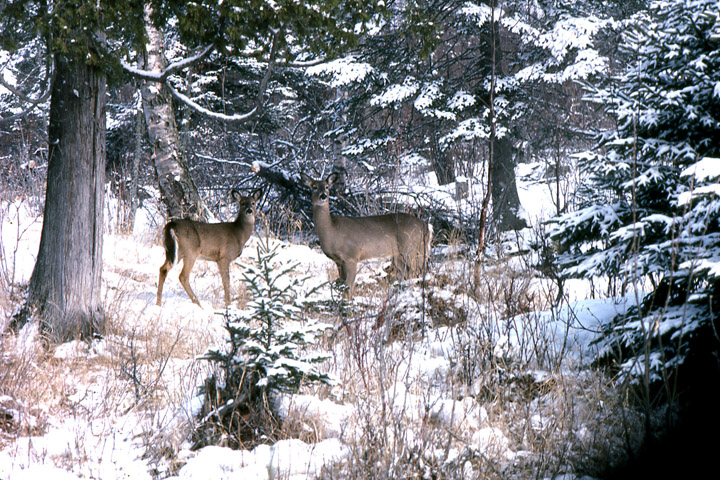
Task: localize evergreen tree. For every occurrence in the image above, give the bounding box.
[551,0,720,386]
[309,0,623,236]
[1,0,382,340]
[195,238,334,448]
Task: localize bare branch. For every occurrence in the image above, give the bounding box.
[121,44,215,82]
[166,83,259,123]
[121,30,296,124]
[255,29,282,116]
[0,70,52,126]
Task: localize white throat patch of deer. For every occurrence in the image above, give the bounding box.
[156,189,261,307]
[300,173,432,300]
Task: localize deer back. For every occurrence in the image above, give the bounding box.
[170,189,259,263]
[302,173,430,269]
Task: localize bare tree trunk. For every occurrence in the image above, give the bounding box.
[25,53,106,341]
[140,5,202,220]
[491,135,527,231]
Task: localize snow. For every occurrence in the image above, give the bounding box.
[536,17,608,63]
[276,395,353,439]
[677,183,720,206]
[0,201,43,285]
[370,76,420,108]
[171,439,347,480]
[0,51,18,97]
[460,2,494,27]
[680,156,720,182]
[0,169,632,479]
[306,56,374,87]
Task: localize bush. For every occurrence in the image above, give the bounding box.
[193,238,335,449]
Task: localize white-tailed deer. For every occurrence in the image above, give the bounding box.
[156,189,262,307]
[301,173,432,300]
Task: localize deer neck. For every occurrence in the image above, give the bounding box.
[233,212,255,231]
[312,203,335,243]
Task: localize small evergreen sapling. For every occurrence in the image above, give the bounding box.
[195,238,335,448]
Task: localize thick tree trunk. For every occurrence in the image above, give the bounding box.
[141,6,202,220]
[491,136,527,231]
[26,54,106,341]
[489,13,526,233]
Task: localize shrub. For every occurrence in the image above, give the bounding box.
[193,238,335,449]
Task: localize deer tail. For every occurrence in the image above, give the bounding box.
[425,222,433,258]
[163,222,178,265]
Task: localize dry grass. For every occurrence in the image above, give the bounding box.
[0,229,226,476]
[0,225,649,479]
[300,243,646,480]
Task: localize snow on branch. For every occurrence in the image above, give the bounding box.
[166,84,258,123]
[306,56,372,87]
[279,57,328,68]
[123,43,263,123]
[121,44,215,82]
[681,157,720,182]
[0,71,52,125]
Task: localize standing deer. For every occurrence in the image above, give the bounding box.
[301,173,432,300]
[156,189,262,307]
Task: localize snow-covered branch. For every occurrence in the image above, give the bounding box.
[0,71,52,125]
[121,44,215,82]
[166,84,258,123]
[123,42,265,123]
[279,57,328,68]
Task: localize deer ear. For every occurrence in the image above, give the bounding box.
[231,189,241,201]
[326,172,338,186]
[252,188,263,202]
[300,173,313,187]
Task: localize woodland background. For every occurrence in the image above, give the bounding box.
[1,0,719,479]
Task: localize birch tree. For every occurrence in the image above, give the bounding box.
[140,5,202,219]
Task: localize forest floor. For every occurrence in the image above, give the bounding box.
[2,157,662,480]
[0,201,649,479]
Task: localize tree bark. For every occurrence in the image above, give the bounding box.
[141,5,202,220]
[25,53,106,341]
[125,100,143,232]
[489,11,526,233]
[491,135,527,231]
[430,136,455,186]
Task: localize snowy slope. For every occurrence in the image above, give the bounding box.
[0,174,637,479]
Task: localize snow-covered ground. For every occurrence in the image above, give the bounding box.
[0,170,639,479]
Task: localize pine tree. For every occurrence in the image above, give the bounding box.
[195,238,335,448]
[550,0,720,385]
[309,0,624,236]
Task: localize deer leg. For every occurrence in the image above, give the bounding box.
[217,259,232,307]
[178,255,201,306]
[394,254,410,281]
[157,258,173,306]
[344,261,358,300]
[336,262,347,284]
